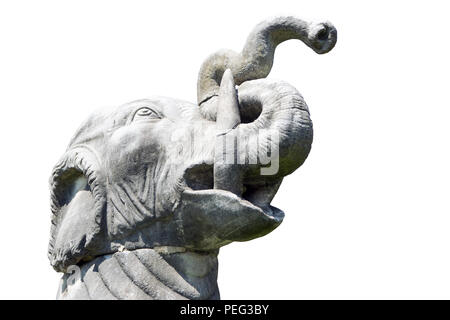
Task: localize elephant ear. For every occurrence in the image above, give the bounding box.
[48,147,106,272]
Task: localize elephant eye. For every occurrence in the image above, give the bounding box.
[132,107,161,122]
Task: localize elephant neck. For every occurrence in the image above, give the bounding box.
[57,248,220,300]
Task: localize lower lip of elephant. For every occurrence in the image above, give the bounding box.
[178,188,284,249]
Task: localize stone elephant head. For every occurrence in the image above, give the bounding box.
[49,16,337,299]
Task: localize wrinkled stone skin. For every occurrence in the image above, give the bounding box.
[49,16,337,299]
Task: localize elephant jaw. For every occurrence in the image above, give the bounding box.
[180,181,284,250]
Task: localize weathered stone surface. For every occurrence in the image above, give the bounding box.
[49,16,337,299]
[57,248,219,300]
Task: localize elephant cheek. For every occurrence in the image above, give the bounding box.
[107,127,161,179]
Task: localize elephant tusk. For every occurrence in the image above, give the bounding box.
[214,69,243,196]
[215,69,240,132]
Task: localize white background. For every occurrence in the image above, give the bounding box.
[0,0,449,299]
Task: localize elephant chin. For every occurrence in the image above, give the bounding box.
[178,163,285,249]
[179,189,284,249]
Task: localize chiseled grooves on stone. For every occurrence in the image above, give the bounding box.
[57,248,219,300]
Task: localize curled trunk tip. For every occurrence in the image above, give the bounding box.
[197,16,337,120]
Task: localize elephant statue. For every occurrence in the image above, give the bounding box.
[49,16,337,300]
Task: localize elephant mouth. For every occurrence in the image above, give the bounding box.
[182,163,284,226]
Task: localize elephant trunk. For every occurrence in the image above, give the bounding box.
[236,79,313,180]
[197,16,337,120]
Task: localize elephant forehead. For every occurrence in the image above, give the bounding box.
[67,97,201,149]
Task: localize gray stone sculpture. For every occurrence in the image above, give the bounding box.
[49,16,337,300]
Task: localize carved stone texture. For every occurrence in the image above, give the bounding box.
[49,16,337,300]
